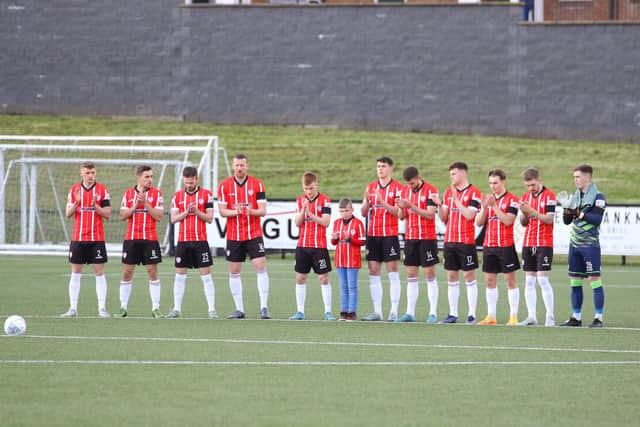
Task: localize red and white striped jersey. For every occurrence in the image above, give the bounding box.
[121,186,163,241]
[483,191,520,248]
[67,182,110,242]
[297,193,331,248]
[364,179,403,237]
[217,176,266,241]
[171,187,214,242]
[443,185,482,245]
[332,216,365,268]
[401,181,438,240]
[521,187,556,248]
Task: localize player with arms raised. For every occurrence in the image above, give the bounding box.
[217,154,270,319]
[518,167,556,326]
[475,169,521,325]
[60,161,111,318]
[114,165,164,318]
[431,161,481,324]
[361,156,404,322]
[165,166,217,319]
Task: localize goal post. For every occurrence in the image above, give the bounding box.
[0,136,230,255]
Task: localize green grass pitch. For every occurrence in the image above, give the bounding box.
[1,254,640,426]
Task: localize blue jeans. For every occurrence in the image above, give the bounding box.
[336,267,359,313]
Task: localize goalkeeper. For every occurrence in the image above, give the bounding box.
[560,164,606,328]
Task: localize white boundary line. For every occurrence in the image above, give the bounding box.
[5,334,640,354]
[0,359,639,366]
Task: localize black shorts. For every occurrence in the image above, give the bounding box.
[522,246,553,272]
[366,236,401,262]
[226,237,266,262]
[175,241,213,269]
[482,246,521,274]
[403,239,439,267]
[122,240,162,265]
[295,247,332,275]
[443,243,478,271]
[69,241,108,264]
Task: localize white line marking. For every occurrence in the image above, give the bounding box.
[5,334,640,354]
[0,359,638,366]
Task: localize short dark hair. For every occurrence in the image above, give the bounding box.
[573,164,593,176]
[521,167,539,181]
[136,165,152,176]
[81,161,95,170]
[376,156,394,166]
[234,153,248,162]
[182,166,198,178]
[403,166,420,181]
[338,198,352,209]
[302,171,317,186]
[488,169,506,181]
[448,161,468,171]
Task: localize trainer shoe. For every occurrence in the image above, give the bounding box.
[517,317,538,326]
[151,309,163,319]
[226,310,246,319]
[325,312,337,321]
[559,317,582,327]
[289,311,305,320]
[506,316,518,326]
[427,314,438,324]
[112,308,127,318]
[98,308,110,318]
[545,315,556,327]
[439,314,458,324]
[477,316,497,325]
[396,313,416,323]
[387,312,398,322]
[589,318,603,328]
[208,310,219,319]
[466,315,476,325]
[346,312,357,321]
[361,312,382,321]
[260,307,271,320]
[165,309,180,319]
[339,311,348,321]
[60,308,77,318]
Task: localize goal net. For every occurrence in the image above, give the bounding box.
[0,136,229,255]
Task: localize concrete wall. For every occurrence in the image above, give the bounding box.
[1,1,639,141]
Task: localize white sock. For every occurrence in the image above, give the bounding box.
[524,275,537,320]
[448,282,460,317]
[508,288,520,317]
[173,273,187,312]
[149,280,161,310]
[229,274,244,313]
[466,280,478,317]
[537,276,554,319]
[119,281,132,310]
[389,271,401,315]
[406,277,419,316]
[321,283,332,313]
[201,274,216,312]
[296,283,306,313]
[256,270,269,309]
[486,287,498,318]
[95,274,107,311]
[68,272,81,310]
[573,311,582,321]
[369,275,383,315]
[427,278,438,316]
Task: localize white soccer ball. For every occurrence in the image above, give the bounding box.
[4,315,27,336]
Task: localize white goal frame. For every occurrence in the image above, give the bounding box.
[0,136,230,255]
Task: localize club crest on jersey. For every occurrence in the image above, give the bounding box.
[176,257,181,263]
[123,252,127,259]
[148,197,154,202]
[248,190,254,196]
[350,229,356,236]
[199,198,204,204]
[420,195,426,201]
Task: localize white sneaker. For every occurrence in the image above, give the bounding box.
[98,308,110,318]
[387,312,398,322]
[545,315,556,327]
[517,317,538,326]
[60,308,77,318]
